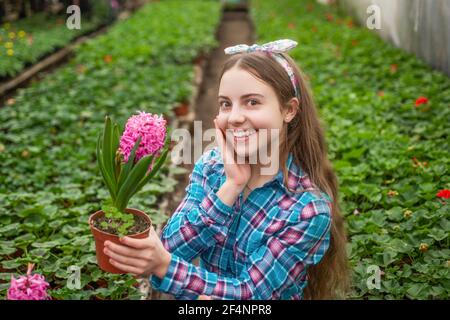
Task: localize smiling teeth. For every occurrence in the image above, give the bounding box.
[232,129,257,138]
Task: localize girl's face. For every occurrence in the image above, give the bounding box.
[217,66,295,161]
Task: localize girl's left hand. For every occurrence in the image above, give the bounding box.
[103,226,171,278]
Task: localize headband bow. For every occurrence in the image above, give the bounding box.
[224,39,300,99]
[224,39,298,55]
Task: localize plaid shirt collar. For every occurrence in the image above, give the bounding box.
[273,152,310,194]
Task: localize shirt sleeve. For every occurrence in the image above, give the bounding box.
[151,199,332,300]
[151,149,236,295]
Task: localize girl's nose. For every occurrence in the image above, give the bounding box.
[228,106,246,124]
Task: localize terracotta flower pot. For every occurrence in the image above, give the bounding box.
[174,102,189,117]
[88,208,152,274]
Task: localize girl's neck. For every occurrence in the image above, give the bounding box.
[248,156,281,189]
[247,145,291,189]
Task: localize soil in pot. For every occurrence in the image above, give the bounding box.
[89,208,152,274]
[92,212,150,236]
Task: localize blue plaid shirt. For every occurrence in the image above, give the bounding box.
[151,147,332,300]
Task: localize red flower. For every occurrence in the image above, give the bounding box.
[288,22,296,29]
[103,55,113,64]
[437,189,450,199]
[415,96,428,107]
[390,64,398,73]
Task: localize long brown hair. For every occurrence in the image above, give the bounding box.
[219,51,351,299]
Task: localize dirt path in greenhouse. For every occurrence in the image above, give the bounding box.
[164,9,254,219]
[195,10,255,138]
[154,9,254,300]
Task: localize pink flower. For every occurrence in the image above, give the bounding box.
[437,189,450,199]
[119,111,167,163]
[415,96,428,107]
[7,263,50,300]
[111,0,120,10]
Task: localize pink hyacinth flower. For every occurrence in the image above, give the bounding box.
[7,263,50,300]
[119,111,167,164]
[111,0,119,10]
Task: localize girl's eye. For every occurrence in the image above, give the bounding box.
[247,99,259,106]
[219,101,231,109]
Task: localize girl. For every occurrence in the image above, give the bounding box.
[103,39,350,300]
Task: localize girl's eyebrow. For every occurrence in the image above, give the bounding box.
[218,93,264,100]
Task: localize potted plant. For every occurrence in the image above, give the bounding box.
[173,101,189,117]
[89,111,169,274]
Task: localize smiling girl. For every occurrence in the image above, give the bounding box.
[103,39,350,300]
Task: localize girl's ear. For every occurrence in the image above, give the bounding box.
[284,97,300,123]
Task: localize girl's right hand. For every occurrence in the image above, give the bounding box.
[214,118,251,190]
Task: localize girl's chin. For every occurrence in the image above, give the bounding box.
[231,132,269,161]
[233,144,259,161]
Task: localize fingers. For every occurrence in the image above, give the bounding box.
[108,259,144,276]
[224,128,236,164]
[119,236,151,249]
[214,119,234,165]
[214,119,228,163]
[104,246,146,270]
[104,240,148,259]
[214,119,225,153]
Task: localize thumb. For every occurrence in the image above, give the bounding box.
[150,225,160,239]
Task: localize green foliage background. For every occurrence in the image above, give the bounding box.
[0,0,448,300]
[252,0,449,299]
[0,0,220,300]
